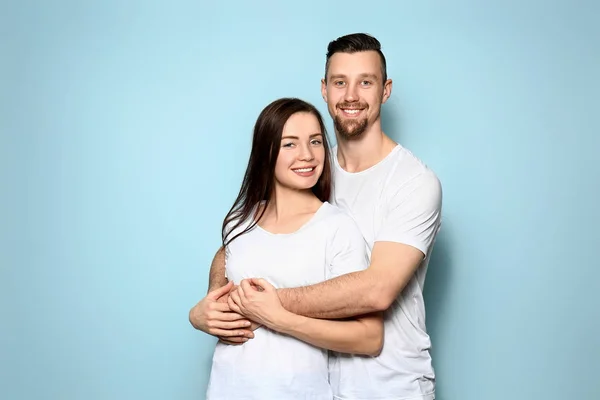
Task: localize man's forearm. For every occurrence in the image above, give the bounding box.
[278,270,383,319]
[208,247,228,293]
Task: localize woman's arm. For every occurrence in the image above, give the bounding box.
[273,310,383,356]
[229,279,383,356]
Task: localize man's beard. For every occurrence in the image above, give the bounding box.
[334,115,369,141]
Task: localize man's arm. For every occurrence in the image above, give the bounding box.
[278,171,442,319]
[229,279,384,357]
[278,242,424,318]
[189,247,257,344]
[207,246,228,292]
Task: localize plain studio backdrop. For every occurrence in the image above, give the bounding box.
[1,1,598,399]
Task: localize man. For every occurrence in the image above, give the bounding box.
[190,33,442,400]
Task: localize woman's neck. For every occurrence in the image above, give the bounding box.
[264,185,322,222]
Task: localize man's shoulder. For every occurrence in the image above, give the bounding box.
[386,145,441,193]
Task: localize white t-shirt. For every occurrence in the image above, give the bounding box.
[329,144,442,400]
[206,202,369,400]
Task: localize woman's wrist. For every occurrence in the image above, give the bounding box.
[267,309,297,332]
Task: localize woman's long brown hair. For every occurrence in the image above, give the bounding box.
[221,98,332,247]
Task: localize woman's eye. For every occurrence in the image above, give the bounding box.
[282,142,295,148]
[311,139,322,145]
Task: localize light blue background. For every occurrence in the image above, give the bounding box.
[2,1,599,399]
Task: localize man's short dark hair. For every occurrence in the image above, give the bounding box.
[325,33,387,82]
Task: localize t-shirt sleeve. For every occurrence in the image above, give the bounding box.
[327,214,370,280]
[222,215,246,279]
[375,170,442,257]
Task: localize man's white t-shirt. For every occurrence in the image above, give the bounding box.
[206,202,369,400]
[329,144,442,400]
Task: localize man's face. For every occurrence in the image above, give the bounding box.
[321,51,392,140]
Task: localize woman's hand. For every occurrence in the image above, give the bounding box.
[228,278,290,330]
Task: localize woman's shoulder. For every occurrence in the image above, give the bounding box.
[318,202,361,233]
[223,203,261,242]
[317,203,367,256]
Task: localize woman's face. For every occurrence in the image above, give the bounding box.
[273,112,325,192]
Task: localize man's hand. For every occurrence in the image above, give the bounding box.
[189,281,257,345]
[215,283,262,344]
[228,278,290,329]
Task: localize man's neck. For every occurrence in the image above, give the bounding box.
[336,122,397,173]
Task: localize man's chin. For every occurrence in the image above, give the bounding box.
[335,119,368,140]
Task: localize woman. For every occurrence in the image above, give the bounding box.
[206,98,383,400]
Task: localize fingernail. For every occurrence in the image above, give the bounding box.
[244,321,251,327]
[242,338,248,342]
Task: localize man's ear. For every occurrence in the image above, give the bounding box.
[321,78,327,103]
[382,79,393,104]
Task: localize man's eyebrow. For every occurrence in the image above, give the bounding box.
[360,73,379,80]
[329,73,379,80]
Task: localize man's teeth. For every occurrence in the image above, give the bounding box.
[343,109,360,114]
[294,168,314,172]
